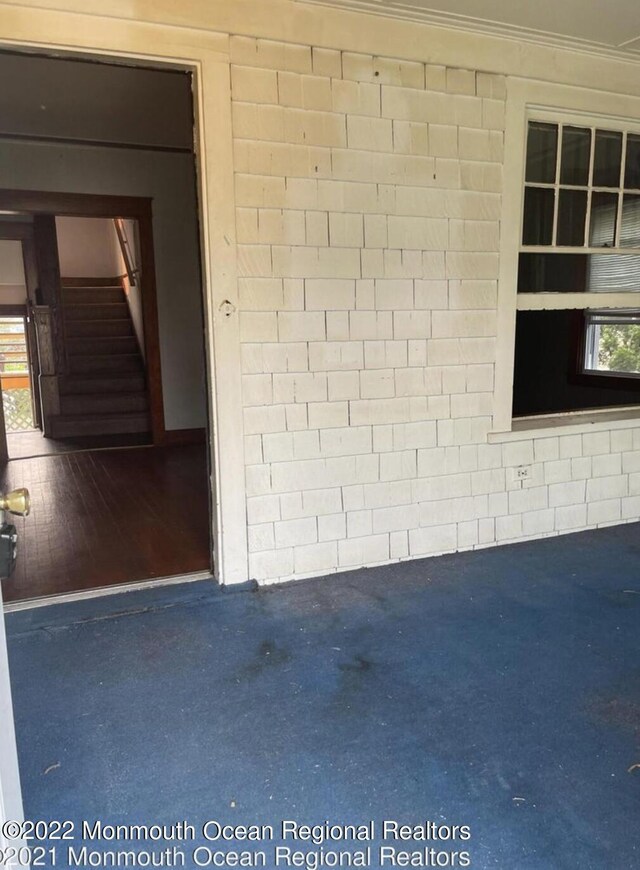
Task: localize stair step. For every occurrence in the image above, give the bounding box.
[63,287,124,304]
[65,319,134,338]
[69,354,144,374]
[67,336,138,356]
[49,411,150,439]
[59,374,146,395]
[60,392,149,415]
[62,278,122,287]
[64,303,129,321]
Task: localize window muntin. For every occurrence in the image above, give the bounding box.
[519,120,640,295]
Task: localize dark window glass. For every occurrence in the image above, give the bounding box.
[625,134,640,189]
[513,309,640,417]
[560,126,591,186]
[557,189,587,246]
[525,122,558,184]
[522,187,554,245]
[589,192,618,247]
[519,252,640,293]
[518,253,587,292]
[620,194,640,248]
[593,129,623,188]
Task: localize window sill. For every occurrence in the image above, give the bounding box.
[488,406,640,442]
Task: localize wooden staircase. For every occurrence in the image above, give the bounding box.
[49,279,151,439]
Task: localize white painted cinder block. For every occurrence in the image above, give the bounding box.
[231,34,640,584]
[409,524,458,556]
[338,534,390,567]
[231,66,279,104]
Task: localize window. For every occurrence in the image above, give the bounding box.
[0,316,34,432]
[519,121,640,294]
[513,116,640,418]
[583,310,640,378]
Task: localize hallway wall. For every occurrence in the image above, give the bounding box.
[0,240,26,304]
[0,51,192,150]
[56,217,122,279]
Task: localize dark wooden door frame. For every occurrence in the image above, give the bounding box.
[0,189,166,445]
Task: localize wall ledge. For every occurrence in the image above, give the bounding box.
[489,407,640,443]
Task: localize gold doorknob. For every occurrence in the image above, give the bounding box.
[0,488,30,517]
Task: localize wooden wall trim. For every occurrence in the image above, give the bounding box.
[0,221,33,241]
[0,189,152,219]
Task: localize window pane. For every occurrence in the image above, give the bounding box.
[588,252,640,291]
[557,189,587,246]
[625,134,640,189]
[589,192,618,247]
[585,315,640,375]
[593,129,623,187]
[560,126,591,186]
[620,194,640,247]
[522,187,554,245]
[519,251,640,292]
[518,253,587,292]
[525,122,558,183]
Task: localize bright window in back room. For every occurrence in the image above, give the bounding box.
[0,239,34,431]
[513,116,640,417]
[0,316,33,431]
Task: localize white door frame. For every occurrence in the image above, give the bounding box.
[0,4,248,588]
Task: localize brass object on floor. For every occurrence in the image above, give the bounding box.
[0,488,30,517]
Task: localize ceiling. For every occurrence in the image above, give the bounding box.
[297,0,640,58]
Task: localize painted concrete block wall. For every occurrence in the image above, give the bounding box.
[230,36,640,583]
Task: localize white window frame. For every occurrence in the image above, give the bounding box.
[583,309,640,378]
[493,79,640,436]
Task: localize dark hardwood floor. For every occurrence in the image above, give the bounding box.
[6,429,151,460]
[1,444,211,603]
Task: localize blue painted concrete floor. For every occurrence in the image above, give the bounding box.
[6,523,640,869]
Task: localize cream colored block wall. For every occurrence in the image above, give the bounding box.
[231,35,640,584]
[2,0,638,586]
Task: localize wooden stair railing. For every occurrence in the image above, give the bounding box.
[113,219,140,287]
[30,303,61,435]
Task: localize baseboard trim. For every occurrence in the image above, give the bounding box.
[161,427,207,446]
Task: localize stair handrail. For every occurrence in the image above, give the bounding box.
[113,218,140,287]
[29,300,61,434]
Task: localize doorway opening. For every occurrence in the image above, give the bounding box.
[1,315,35,435]
[0,50,214,603]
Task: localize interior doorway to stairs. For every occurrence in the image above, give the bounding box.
[0,194,166,460]
[0,51,213,603]
[0,314,36,447]
[50,216,151,452]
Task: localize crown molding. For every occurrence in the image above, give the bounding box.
[297,0,640,65]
